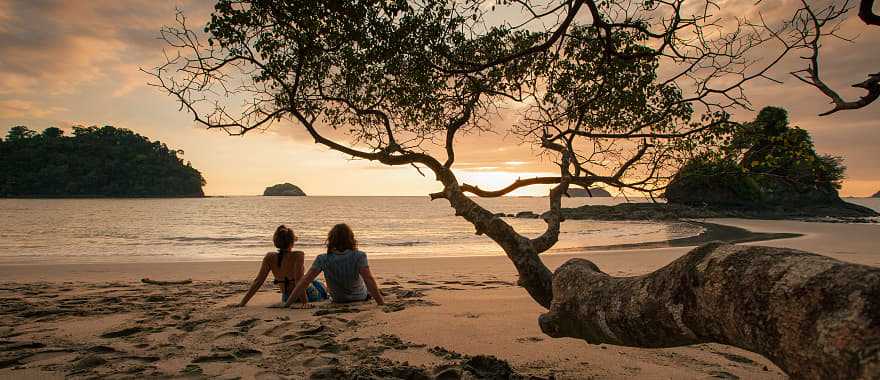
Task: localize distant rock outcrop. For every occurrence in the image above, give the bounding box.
[666,107,848,211]
[562,187,612,197]
[263,183,306,196]
[873,191,880,198]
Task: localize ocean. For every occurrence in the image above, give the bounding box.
[1,196,878,264]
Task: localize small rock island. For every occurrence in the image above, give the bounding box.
[563,187,612,197]
[263,183,306,196]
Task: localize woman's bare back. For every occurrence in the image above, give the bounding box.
[265,250,305,296]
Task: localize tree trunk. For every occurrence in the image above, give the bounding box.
[439,185,555,308]
[538,242,880,379]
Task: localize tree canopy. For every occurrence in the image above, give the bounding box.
[0,125,205,197]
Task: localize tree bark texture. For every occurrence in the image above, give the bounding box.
[538,242,880,379]
[439,183,555,308]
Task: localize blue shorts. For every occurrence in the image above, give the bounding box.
[282,280,328,303]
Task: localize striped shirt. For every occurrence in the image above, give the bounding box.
[310,249,369,303]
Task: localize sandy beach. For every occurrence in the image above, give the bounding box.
[1,218,878,379]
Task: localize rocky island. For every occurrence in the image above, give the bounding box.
[564,107,879,220]
[873,191,880,198]
[263,183,306,196]
[0,125,205,197]
[561,187,611,197]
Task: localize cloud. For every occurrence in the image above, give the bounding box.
[0,1,208,97]
[0,99,66,119]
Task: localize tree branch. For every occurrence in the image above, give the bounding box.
[860,0,880,25]
[791,0,879,115]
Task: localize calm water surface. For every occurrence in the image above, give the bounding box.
[1,196,877,264]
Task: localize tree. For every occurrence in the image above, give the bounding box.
[149,1,879,377]
[6,126,36,141]
[41,127,64,139]
[0,125,206,197]
[666,106,849,208]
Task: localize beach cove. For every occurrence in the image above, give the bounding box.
[1,200,878,378]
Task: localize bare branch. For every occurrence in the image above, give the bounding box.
[790,0,879,115]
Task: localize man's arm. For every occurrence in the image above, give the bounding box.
[237,256,270,307]
[284,268,321,308]
[359,266,385,306]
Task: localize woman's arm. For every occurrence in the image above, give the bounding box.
[358,266,385,306]
[284,268,321,308]
[237,256,271,307]
[294,252,308,305]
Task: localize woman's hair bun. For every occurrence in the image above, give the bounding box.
[273,225,295,250]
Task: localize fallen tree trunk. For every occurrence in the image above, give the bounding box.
[538,243,880,379]
[141,278,192,285]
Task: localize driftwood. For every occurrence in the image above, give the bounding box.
[538,243,880,379]
[141,278,192,286]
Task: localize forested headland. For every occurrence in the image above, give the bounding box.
[0,125,205,198]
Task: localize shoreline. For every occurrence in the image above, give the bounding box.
[566,221,802,252]
[0,220,801,267]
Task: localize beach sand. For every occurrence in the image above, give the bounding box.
[0,219,877,379]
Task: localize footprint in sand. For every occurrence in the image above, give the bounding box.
[192,353,236,363]
[254,371,286,380]
[233,318,260,333]
[261,321,297,337]
[302,353,340,367]
[454,312,480,319]
[87,345,117,354]
[515,336,544,343]
[72,354,107,370]
[214,331,244,340]
[177,319,210,332]
[100,327,145,339]
[233,348,262,358]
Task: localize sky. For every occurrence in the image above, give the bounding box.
[0,0,877,197]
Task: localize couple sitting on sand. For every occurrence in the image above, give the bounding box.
[235,223,384,308]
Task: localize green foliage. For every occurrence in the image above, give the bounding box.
[6,126,36,141]
[0,125,205,197]
[536,25,698,138]
[205,0,498,144]
[665,154,762,207]
[668,106,846,207]
[734,107,845,196]
[193,1,729,161]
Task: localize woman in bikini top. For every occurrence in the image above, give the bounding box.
[235,225,312,308]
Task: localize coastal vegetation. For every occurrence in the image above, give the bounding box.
[665,106,850,209]
[150,1,880,377]
[0,125,205,197]
[263,183,306,196]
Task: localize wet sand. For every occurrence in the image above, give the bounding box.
[0,219,878,379]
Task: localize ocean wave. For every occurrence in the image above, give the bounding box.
[161,236,258,243]
[374,241,430,247]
